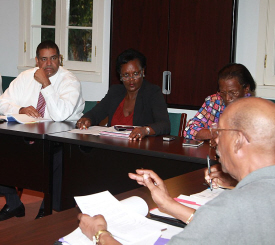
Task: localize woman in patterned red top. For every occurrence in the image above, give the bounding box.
[77,49,170,140]
[184,63,256,142]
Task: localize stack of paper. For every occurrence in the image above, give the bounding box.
[99,129,131,138]
[60,191,167,245]
[69,126,133,138]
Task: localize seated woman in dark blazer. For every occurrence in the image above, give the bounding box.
[76,48,170,140]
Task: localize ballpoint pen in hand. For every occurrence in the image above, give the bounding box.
[207,155,213,191]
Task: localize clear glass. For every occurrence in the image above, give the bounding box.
[68,29,92,62]
[69,0,93,27]
[32,28,55,58]
[42,0,56,25]
[32,0,56,26]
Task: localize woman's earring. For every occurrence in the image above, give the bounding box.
[143,74,145,77]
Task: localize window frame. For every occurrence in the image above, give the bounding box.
[18,0,108,82]
[255,0,275,98]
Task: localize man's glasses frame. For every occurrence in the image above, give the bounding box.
[210,126,250,143]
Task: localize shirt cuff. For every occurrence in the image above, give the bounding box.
[41,84,55,98]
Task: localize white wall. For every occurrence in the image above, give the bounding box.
[0,0,263,120]
[0,0,19,76]
[235,0,260,79]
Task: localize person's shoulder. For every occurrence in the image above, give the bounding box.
[58,67,79,82]
[204,93,223,105]
[107,83,126,96]
[19,67,38,76]
[205,93,221,101]
[141,80,161,93]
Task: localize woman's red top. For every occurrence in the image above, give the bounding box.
[111,98,134,126]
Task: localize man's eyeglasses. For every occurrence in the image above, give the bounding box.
[210,124,250,143]
[120,70,143,81]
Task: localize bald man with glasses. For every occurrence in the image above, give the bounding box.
[78,97,275,245]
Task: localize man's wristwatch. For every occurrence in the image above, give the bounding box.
[145,126,150,135]
[95,230,112,244]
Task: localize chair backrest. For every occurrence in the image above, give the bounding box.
[168,112,187,137]
[83,101,98,114]
[83,101,108,126]
[2,76,15,93]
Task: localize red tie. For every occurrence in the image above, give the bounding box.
[36,91,46,118]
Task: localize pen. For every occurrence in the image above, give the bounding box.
[207,155,213,191]
[149,213,186,228]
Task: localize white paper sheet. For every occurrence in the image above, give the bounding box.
[69,126,108,135]
[61,191,167,245]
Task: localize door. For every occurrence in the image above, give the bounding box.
[110,0,169,86]
[110,0,237,108]
[167,0,236,107]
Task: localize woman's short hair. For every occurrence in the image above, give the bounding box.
[218,63,256,92]
[116,49,147,74]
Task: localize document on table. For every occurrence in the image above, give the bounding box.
[150,188,225,228]
[69,126,108,135]
[69,126,132,138]
[60,191,167,245]
[190,188,225,205]
[0,114,51,124]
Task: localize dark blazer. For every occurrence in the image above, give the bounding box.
[83,80,170,135]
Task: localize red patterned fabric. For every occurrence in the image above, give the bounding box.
[111,98,133,126]
[36,91,46,118]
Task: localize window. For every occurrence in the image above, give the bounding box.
[263,0,275,85]
[19,0,108,81]
[255,0,275,98]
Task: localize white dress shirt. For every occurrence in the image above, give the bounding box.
[0,67,84,121]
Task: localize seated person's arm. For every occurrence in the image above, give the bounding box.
[195,128,212,140]
[129,87,170,140]
[34,68,83,121]
[129,169,196,224]
[0,74,34,116]
[19,106,41,118]
[76,86,119,130]
[204,164,238,189]
[78,214,121,245]
[184,95,219,141]
[76,117,92,129]
[147,88,170,136]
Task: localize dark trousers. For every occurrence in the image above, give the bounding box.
[0,146,62,211]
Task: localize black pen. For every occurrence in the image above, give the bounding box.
[149,213,186,228]
[207,155,213,191]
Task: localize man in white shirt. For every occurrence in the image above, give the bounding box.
[0,41,84,120]
[0,40,84,221]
